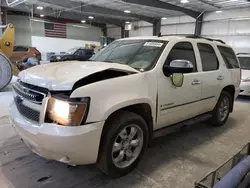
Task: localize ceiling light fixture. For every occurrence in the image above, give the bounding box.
[40,14,44,17]
[216,10,222,13]
[88,16,94,19]
[125,21,130,24]
[124,10,131,13]
[161,17,167,20]
[81,20,86,23]
[37,6,43,10]
[181,0,189,3]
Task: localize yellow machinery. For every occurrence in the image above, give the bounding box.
[0,23,19,90]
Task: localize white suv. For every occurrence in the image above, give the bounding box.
[10,36,241,177]
[237,53,250,96]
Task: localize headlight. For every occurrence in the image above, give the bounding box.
[46,96,90,126]
[56,56,61,60]
[242,77,250,82]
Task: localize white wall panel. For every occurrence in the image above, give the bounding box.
[7,15,32,46]
[129,16,196,37]
[107,25,121,39]
[202,7,250,53]
[161,23,195,35]
[7,15,102,47]
[130,26,153,37]
[67,25,102,41]
[204,7,250,21]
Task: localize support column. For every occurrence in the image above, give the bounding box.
[153,19,161,36]
[102,25,107,37]
[121,26,129,38]
[124,30,129,38]
[195,14,203,36]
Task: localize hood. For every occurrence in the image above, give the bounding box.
[241,69,250,80]
[19,61,139,91]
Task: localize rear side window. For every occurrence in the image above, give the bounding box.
[198,43,219,71]
[13,46,29,52]
[218,46,239,69]
[165,42,197,72]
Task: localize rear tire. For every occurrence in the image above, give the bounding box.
[97,110,149,178]
[210,91,232,127]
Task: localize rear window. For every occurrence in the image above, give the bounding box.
[238,57,250,70]
[218,46,239,69]
[13,46,29,52]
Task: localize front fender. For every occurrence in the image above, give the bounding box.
[70,73,157,123]
[102,98,155,121]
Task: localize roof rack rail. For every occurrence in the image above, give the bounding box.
[185,35,226,44]
[237,53,250,55]
[157,33,226,44]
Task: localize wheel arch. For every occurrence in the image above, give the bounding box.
[101,103,154,148]
[221,85,235,112]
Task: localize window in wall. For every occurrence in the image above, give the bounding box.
[218,46,240,69]
[198,43,219,71]
[165,42,197,72]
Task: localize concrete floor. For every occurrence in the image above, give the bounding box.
[1,81,250,188]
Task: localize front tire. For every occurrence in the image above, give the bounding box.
[97,110,149,178]
[211,91,232,126]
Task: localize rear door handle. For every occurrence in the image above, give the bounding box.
[192,79,202,85]
[217,75,224,80]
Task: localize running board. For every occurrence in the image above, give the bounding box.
[153,113,212,138]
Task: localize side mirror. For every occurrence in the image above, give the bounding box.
[163,60,194,77]
[163,60,194,87]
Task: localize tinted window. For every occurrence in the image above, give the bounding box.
[198,43,219,71]
[238,57,250,70]
[14,46,29,52]
[218,46,239,69]
[75,49,85,56]
[85,49,94,55]
[165,42,197,72]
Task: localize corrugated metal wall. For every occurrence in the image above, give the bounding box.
[124,7,250,52]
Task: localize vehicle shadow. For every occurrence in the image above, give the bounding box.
[0,117,238,188]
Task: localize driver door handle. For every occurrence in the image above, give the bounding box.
[192,79,202,85]
[217,75,224,80]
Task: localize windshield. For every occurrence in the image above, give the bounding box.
[68,48,78,55]
[238,57,250,70]
[90,40,167,71]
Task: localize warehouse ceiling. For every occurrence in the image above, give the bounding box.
[1,0,250,26]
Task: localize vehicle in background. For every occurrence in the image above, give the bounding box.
[9,45,41,64]
[50,47,94,62]
[237,53,250,96]
[10,36,241,177]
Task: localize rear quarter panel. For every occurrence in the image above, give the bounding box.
[215,45,241,99]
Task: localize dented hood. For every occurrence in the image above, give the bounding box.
[19,61,139,90]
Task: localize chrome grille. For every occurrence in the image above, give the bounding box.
[12,82,47,123]
[12,82,46,104]
[14,96,40,122]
